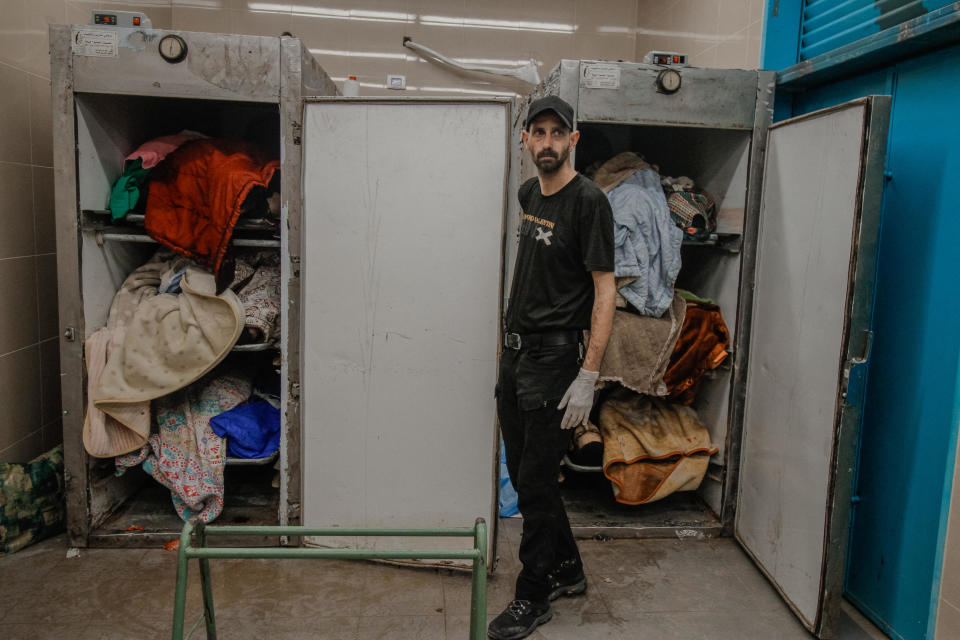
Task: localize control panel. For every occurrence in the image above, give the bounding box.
[91,10,153,29]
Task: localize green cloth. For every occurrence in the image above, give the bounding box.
[0,444,65,556]
[676,289,718,306]
[109,158,151,220]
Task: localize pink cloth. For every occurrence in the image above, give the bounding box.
[125,130,207,169]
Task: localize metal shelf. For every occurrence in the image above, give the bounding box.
[225,450,279,467]
[681,233,741,252]
[231,342,278,352]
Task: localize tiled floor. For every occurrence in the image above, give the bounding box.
[0,519,888,639]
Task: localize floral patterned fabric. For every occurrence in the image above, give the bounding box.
[115,369,252,523]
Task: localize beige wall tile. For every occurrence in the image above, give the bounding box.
[30,75,54,167]
[36,253,59,341]
[0,257,39,355]
[937,598,960,640]
[40,338,62,426]
[689,0,720,41]
[232,6,293,35]
[0,162,37,259]
[0,1,27,69]
[33,167,57,255]
[0,65,32,164]
[572,33,635,62]
[171,6,232,33]
[22,0,67,78]
[749,0,765,25]
[0,427,45,463]
[0,344,42,457]
[747,16,762,68]
[689,44,717,68]
[577,0,635,38]
[718,0,751,40]
[715,35,747,69]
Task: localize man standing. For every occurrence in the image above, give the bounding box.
[488,96,616,640]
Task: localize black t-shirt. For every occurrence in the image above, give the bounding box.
[504,174,615,333]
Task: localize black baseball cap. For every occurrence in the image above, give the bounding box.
[524,95,574,130]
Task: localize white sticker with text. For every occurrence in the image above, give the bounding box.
[580,63,621,89]
[72,29,119,57]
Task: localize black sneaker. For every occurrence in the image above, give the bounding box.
[546,560,587,601]
[487,599,552,640]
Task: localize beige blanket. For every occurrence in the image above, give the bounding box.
[598,390,717,505]
[84,267,242,458]
[597,293,686,397]
[592,151,655,194]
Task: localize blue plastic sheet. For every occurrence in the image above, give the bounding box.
[499,444,519,517]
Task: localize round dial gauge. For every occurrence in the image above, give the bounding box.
[158,34,187,63]
[656,68,682,94]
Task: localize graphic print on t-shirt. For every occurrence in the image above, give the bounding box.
[534,227,553,245]
[521,211,557,248]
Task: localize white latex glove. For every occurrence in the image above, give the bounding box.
[558,368,599,429]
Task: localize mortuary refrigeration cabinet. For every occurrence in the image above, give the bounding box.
[507,60,890,638]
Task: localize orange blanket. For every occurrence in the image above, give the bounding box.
[599,390,718,505]
[145,139,279,274]
[664,300,730,405]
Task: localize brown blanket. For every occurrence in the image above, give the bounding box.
[599,390,717,505]
[597,293,686,397]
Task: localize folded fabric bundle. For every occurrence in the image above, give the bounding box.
[604,167,684,317]
[597,292,686,397]
[108,158,151,221]
[663,299,730,405]
[87,268,243,457]
[229,251,282,344]
[210,401,280,459]
[598,390,717,505]
[126,130,208,169]
[593,151,655,193]
[145,139,280,274]
[116,369,253,523]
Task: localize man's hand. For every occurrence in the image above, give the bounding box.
[558,368,599,429]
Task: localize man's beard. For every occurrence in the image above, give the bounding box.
[534,146,569,174]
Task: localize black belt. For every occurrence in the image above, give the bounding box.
[504,330,581,350]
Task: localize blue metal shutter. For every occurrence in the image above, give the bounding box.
[799,0,954,60]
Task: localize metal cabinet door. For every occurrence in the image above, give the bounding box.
[299,98,509,568]
[736,96,890,637]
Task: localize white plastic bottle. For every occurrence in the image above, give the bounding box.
[343,75,360,97]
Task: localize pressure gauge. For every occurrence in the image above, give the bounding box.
[158,34,187,63]
[656,68,681,94]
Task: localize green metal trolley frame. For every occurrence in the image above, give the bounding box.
[172,518,488,639]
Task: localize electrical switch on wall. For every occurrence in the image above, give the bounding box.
[387,75,406,90]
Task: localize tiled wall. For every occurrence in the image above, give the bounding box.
[635,0,765,69]
[0,1,78,463]
[172,0,639,97]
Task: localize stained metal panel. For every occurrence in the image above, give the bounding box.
[70,27,280,101]
[576,62,760,130]
[736,97,889,636]
[300,99,508,567]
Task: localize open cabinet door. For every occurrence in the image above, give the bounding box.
[299,99,509,568]
[736,96,890,637]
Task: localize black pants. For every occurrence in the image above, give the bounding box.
[496,341,584,604]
